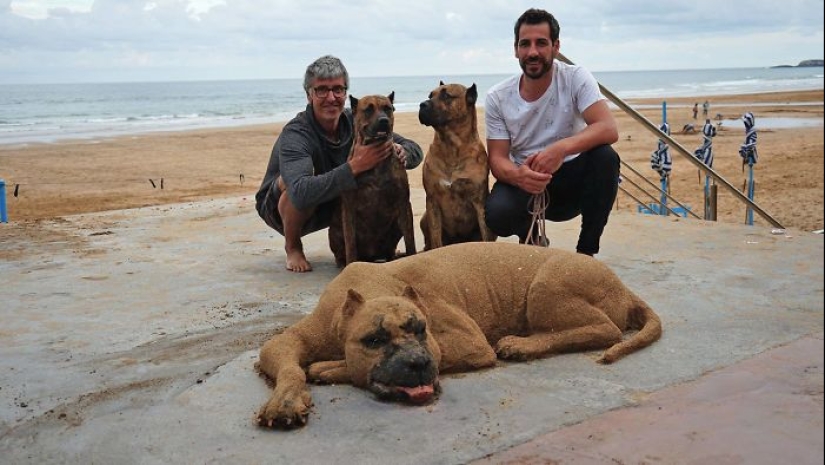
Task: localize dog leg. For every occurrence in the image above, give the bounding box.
[257,333,315,428]
[308,360,351,384]
[495,320,622,361]
[424,197,444,249]
[341,190,358,265]
[399,201,417,257]
[474,200,496,242]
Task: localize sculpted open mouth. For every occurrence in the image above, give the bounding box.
[370,380,440,405]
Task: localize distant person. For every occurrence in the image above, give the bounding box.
[702,100,710,118]
[255,55,423,273]
[484,8,620,256]
[692,102,699,120]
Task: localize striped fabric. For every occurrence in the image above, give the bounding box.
[693,120,717,167]
[739,112,758,165]
[650,122,672,179]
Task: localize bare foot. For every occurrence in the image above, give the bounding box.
[285,248,312,273]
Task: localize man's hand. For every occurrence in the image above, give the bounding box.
[393,143,407,166]
[525,146,565,175]
[514,164,552,194]
[349,140,393,176]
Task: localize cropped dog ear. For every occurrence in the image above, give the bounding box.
[349,95,359,112]
[402,285,429,312]
[439,80,445,86]
[342,288,365,318]
[387,91,395,104]
[466,83,478,106]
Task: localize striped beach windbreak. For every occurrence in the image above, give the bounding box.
[650,122,672,180]
[694,120,717,167]
[739,112,758,165]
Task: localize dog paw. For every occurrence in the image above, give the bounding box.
[256,389,313,429]
[308,360,350,384]
[596,351,617,364]
[495,336,532,361]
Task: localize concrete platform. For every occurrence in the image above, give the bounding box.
[1,188,822,464]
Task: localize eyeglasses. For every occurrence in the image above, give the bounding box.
[312,85,347,98]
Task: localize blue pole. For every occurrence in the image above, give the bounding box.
[0,179,7,223]
[662,100,667,125]
[660,178,668,216]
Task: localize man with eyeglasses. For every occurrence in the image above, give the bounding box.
[256,55,423,273]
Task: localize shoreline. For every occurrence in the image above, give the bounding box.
[2,88,823,148]
[1,89,822,232]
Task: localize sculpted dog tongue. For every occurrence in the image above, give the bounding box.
[398,385,435,404]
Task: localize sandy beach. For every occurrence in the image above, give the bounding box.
[1,89,822,232]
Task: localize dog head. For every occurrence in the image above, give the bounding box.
[349,92,395,144]
[418,81,478,128]
[333,286,442,405]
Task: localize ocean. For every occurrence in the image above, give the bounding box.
[1,66,822,146]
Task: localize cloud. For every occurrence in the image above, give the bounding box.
[0,0,822,83]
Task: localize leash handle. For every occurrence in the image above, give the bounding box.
[526,191,549,247]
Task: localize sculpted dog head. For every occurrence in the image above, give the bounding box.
[418,81,478,128]
[333,286,442,405]
[350,92,395,144]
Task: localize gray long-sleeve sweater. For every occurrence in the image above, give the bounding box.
[255,104,423,213]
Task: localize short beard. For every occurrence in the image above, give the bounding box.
[520,57,552,80]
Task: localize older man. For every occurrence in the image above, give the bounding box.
[255,55,423,272]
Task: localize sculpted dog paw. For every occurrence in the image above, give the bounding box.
[495,335,534,361]
[308,360,350,384]
[256,389,313,429]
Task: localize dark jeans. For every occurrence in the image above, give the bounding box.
[484,145,620,255]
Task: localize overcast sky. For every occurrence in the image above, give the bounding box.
[1,0,823,84]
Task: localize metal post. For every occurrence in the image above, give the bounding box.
[662,100,667,125]
[660,178,668,215]
[0,179,8,223]
[746,164,755,225]
[703,176,710,220]
[709,184,718,221]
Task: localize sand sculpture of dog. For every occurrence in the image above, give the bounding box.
[328,92,416,267]
[418,82,495,250]
[256,242,662,429]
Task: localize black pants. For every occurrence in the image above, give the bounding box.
[484,145,620,255]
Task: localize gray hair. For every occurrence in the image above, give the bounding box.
[303,55,349,95]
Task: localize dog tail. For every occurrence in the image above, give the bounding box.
[599,294,662,364]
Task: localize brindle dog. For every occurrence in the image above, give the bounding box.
[328,93,416,266]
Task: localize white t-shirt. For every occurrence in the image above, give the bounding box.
[485,61,604,166]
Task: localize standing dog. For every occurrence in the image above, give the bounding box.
[328,93,416,267]
[418,82,495,250]
[256,242,662,429]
